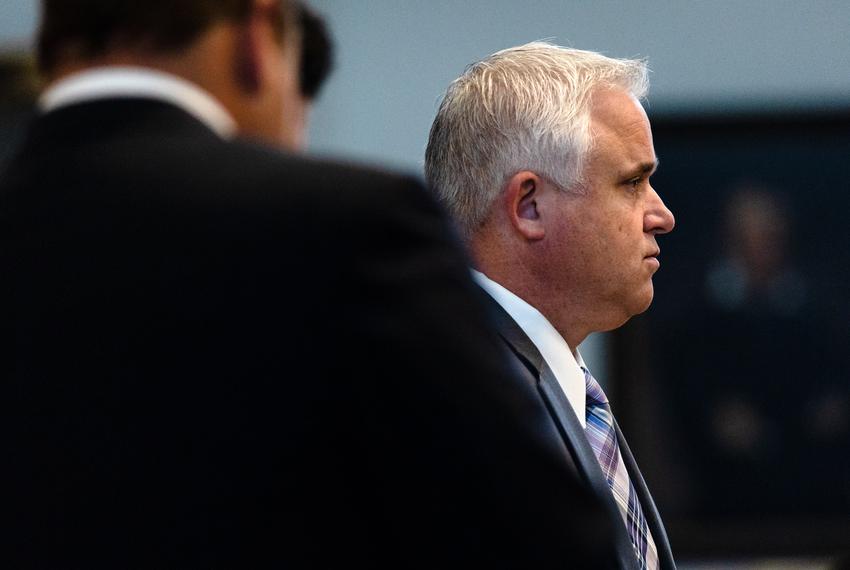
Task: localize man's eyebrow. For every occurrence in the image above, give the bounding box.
[624,159,659,178]
[640,159,660,175]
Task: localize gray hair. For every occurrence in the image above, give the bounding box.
[425,41,649,236]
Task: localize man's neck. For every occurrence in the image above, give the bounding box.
[472,265,588,351]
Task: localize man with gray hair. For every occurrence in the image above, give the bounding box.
[426,42,676,570]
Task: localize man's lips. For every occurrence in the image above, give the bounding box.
[645,250,661,268]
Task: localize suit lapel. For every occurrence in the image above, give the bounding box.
[536,362,641,570]
[614,421,676,569]
[537,365,609,488]
[480,291,640,569]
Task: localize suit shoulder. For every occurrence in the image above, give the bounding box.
[219,141,440,219]
[233,142,425,195]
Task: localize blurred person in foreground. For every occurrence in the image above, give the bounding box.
[426,42,677,569]
[0,4,617,568]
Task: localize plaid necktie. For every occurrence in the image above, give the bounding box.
[583,367,659,570]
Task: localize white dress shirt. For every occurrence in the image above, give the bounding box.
[39,66,237,139]
[472,270,587,428]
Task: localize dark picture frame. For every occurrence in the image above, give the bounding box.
[613,109,850,560]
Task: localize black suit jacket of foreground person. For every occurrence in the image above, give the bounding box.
[0,98,623,568]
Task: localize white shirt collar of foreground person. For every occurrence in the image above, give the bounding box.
[39,66,237,140]
[472,269,588,428]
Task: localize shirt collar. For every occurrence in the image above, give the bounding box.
[38,66,238,139]
[472,269,587,427]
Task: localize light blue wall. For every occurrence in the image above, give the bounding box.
[307,0,850,171]
[0,1,37,49]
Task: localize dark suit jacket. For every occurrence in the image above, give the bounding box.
[480,291,677,570]
[1,97,623,568]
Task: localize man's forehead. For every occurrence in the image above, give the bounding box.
[584,90,657,175]
[589,89,649,133]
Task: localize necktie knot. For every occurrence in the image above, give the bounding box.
[582,366,609,407]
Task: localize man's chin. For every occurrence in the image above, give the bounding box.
[631,286,655,316]
[597,286,655,331]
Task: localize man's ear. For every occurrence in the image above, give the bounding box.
[234,0,273,94]
[504,171,546,241]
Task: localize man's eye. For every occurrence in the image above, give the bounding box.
[627,177,641,191]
